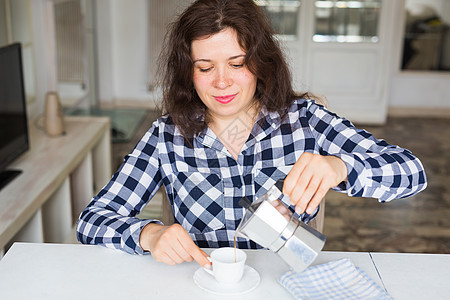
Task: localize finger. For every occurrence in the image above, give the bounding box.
[271,201,291,220]
[283,153,312,195]
[305,181,329,215]
[164,247,186,264]
[153,226,186,264]
[295,175,321,214]
[159,252,177,266]
[171,239,194,262]
[186,241,211,268]
[271,200,286,211]
[273,201,290,215]
[289,165,314,206]
[173,226,211,267]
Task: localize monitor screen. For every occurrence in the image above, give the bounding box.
[0,43,29,183]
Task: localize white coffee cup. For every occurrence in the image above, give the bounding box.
[203,247,247,284]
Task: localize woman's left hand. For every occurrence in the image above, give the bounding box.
[282,152,348,215]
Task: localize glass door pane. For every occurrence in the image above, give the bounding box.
[255,0,301,37]
[314,0,381,43]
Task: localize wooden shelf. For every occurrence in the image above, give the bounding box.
[0,116,111,256]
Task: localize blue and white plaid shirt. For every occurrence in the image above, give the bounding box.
[77,99,427,254]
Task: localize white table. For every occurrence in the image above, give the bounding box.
[370,252,450,300]
[0,243,448,299]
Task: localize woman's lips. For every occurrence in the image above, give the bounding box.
[214,93,237,104]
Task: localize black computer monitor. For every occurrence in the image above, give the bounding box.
[0,43,30,190]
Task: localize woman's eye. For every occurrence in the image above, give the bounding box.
[231,64,244,69]
[198,67,213,72]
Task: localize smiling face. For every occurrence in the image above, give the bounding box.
[191,28,258,126]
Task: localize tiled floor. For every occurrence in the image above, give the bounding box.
[112,112,450,254]
[323,117,450,254]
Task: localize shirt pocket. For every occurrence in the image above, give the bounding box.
[253,165,294,199]
[171,171,225,234]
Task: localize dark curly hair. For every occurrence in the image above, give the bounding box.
[159,0,299,138]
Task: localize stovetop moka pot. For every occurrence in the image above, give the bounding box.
[237,179,326,273]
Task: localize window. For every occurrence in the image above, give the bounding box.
[255,0,301,38]
[314,0,381,43]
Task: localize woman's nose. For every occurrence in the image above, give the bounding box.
[213,69,233,89]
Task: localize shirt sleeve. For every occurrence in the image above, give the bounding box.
[305,101,427,202]
[76,122,164,254]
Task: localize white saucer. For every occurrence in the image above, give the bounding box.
[193,265,260,295]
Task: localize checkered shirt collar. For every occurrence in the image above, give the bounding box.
[196,105,282,153]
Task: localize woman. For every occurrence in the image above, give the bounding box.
[77,0,426,269]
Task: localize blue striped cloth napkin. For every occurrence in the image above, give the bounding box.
[279,258,393,300]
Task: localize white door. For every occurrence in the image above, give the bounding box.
[260,0,399,124]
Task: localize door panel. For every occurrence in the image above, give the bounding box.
[272,0,398,124]
[310,49,378,94]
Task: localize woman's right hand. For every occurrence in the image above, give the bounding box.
[139,223,211,268]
